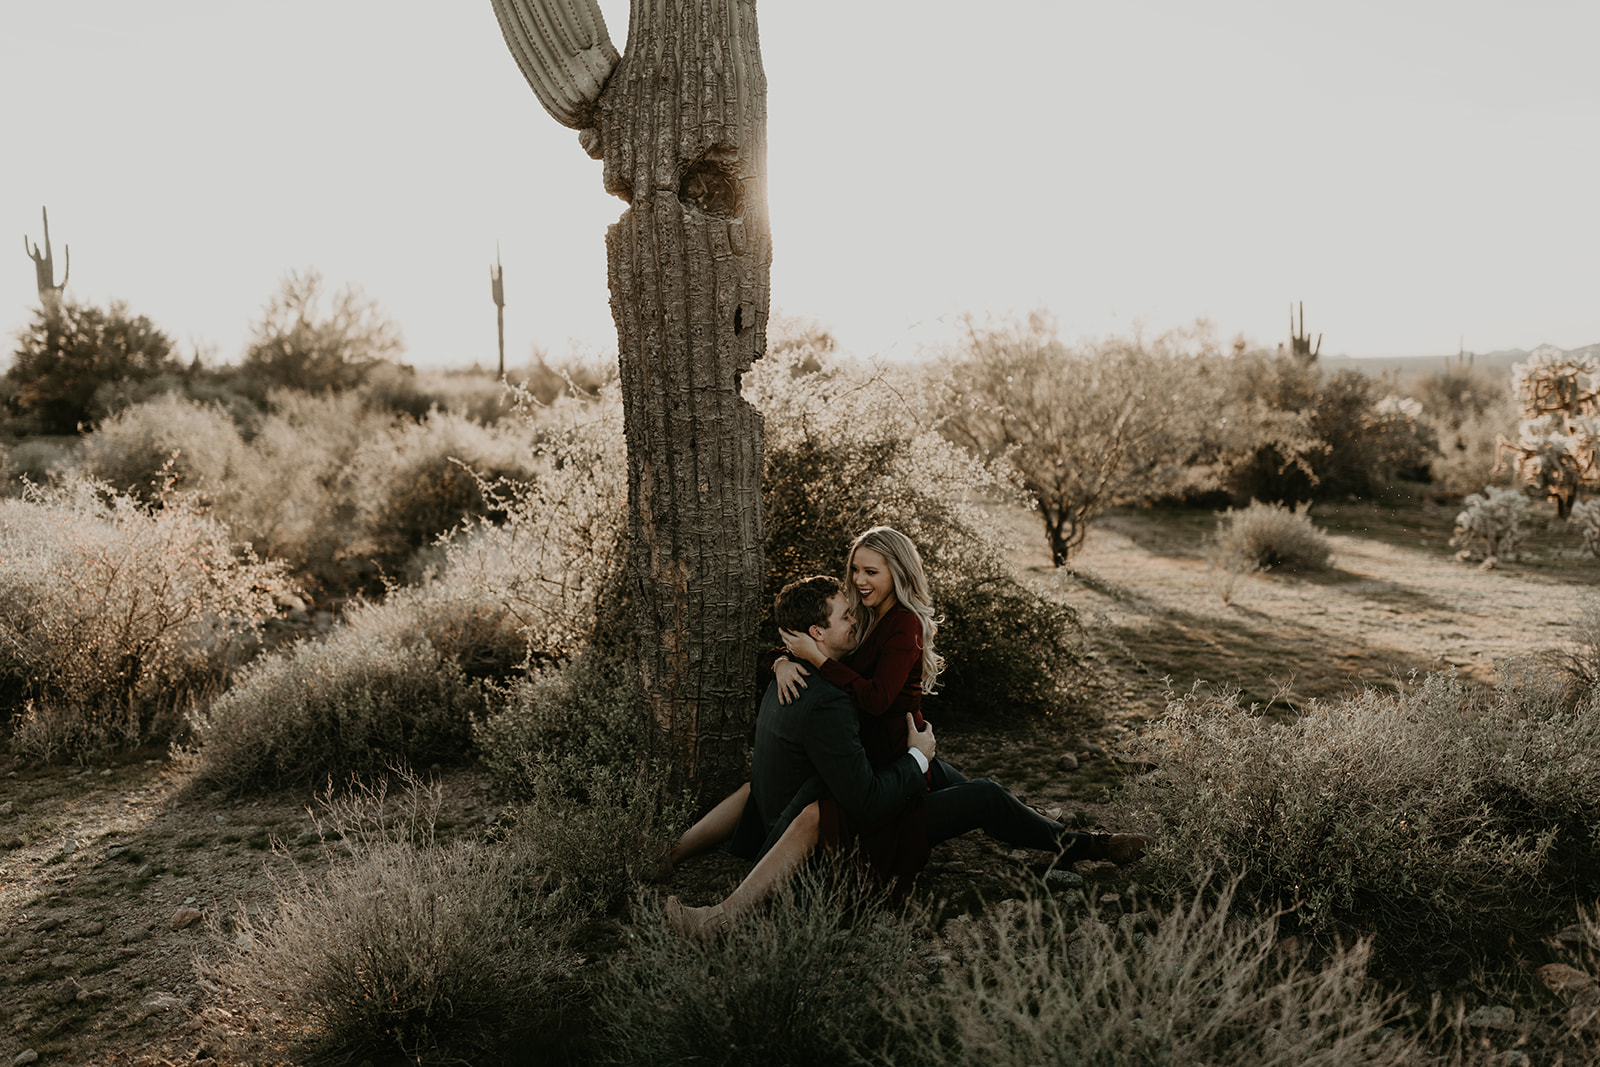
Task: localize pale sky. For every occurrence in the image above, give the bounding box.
[3,2,1596,370]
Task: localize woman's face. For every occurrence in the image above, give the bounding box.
[850,546,896,613]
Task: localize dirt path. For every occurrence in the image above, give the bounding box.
[1003,501,1596,713]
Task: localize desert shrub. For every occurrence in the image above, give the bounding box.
[0,476,288,758]
[429,388,627,665]
[190,631,486,794]
[595,871,917,1067]
[1409,363,1520,494]
[241,269,404,393]
[1112,671,1600,960]
[214,389,388,590]
[78,393,245,503]
[3,298,180,434]
[1572,498,1600,559]
[939,314,1226,565]
[0,436,77,493]
[201,775,583,1064]
[1215,500,1333,572]
[345,410,540,577]
[1223,360,1438,503]
[746,339,1089,716]
[880,882,1422,1067]
[474,653,643,798]
[1451,485,1532,562]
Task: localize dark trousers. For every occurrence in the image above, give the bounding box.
[924,758,1100,860]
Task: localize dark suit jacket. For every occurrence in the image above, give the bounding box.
[730,675,926,862]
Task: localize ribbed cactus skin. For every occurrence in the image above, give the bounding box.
[491,0,619,129]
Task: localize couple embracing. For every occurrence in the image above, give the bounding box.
[662,526,1147,939]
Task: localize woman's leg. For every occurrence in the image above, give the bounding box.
[663,781,750,872]
[668,801,821,940]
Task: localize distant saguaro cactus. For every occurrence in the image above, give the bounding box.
[491,0,770,802]
[490,245,505,377]
[1290,302,1321,362]
[23,206,69,308]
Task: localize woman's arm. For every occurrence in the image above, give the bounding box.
[781,612,921,718]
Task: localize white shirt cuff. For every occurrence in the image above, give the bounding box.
[908,748,930,774]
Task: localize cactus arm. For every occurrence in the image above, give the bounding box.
[59,244,68,289]
[490,0,619,129]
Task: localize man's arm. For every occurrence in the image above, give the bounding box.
[804,693,930,827]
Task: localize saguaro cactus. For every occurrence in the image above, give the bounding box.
[23,206,69,308]
[1289,302,1321,362]
[492,0,770,801]
[490,245,506,377]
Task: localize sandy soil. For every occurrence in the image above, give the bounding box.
[3,499,1595,1063]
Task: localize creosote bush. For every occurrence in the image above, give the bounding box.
[78,392,245,503]
[201,775,583,1065]
[880,881,1423,1067]
[596,870,918,1067]
[1113,671,1600,961]
[189,632,486,794]
[0,475,288,759]
[1214,499,1333,572]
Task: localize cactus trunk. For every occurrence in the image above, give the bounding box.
[599,0,769,803]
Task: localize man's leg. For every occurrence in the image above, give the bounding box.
[923,779,1142,863]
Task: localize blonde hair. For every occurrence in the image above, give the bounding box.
[844,526,946,693]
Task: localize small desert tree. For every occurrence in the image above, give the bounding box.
[1499,348,1599,518]
[941,315,1219,565]
[3,299,180,434]
[242,269,404,393]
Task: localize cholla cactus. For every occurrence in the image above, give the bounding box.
[1451,486,1531,563]
[1498,349,1599,517]
[1571,498,1600,560]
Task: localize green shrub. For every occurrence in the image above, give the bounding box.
[1219,356,1437,503]
[200,776,583,1065]
[190,631,486,794]
[596,871,918,1067]
[747,341,1089,716]
[3,299,180,434]
[78,392,245,503]
[1112,671,1600,961]
[0,436,77,493]
[1451,485,1532,562]
[474,653,644,800]
[880,881,1422,1067]
[0,476,288,759]
[1215,499,1333,572]
[345,410,540,577]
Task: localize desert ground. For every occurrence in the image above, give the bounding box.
[2,496,1594,1064]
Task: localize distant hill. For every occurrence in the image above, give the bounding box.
[1321,342,1600,379]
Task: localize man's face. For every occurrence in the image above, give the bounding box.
[812,593,857,660]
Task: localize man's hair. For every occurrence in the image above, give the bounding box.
[774,575,843,633]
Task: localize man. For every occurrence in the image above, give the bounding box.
[667,576,1145,938]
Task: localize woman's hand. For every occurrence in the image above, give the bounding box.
[780,627,824,667]
[774,657,810,704]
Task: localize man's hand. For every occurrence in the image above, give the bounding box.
[908,712,935,763]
